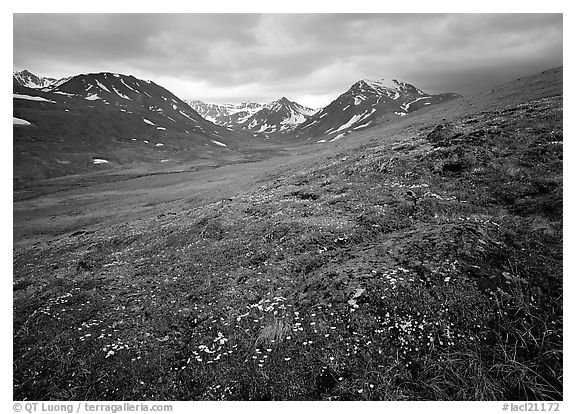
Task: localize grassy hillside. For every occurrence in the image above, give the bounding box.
[13,69,562,400]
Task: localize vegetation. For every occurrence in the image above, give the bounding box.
[13,94,562,400]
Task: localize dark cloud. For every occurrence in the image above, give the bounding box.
[13,13,562,107]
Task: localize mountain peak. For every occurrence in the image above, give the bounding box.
[14,69,58,89]
[294,77,460,140]
[273,96,292,106]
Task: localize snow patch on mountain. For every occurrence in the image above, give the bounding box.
[179,110,198,123]
[120,79,136,93]
[257,123,271,132]
[352,121,372,130]
[13,93,56,103]
[401,97,430,111]
[112,85,131,100]
[13,117,31,125]
[330,133,346,142]
[333,108,375,133]
[95,80,111,93]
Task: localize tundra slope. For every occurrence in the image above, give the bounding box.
[13,67,562,401]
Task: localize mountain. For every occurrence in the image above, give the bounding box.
[13,69,58,89]
[13,67,563,402]
[241,97,318,134]
[43,72,212,128]
[13,72,254,186]
[13,71,457,185]
[295,79,460,141]
[186,97,318,135]
[186,100,265,126]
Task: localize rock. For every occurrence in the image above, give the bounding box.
[426,123,462,146]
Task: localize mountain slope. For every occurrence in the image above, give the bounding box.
[13,72,256,186]
[295,79,460,141]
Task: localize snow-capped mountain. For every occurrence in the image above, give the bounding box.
[242,97,318,134]
[188,97,318,134]
[41,72,217,132]
[13,71,251,184]
[13,70,58,89]
[186,100,265,126]
[295,79,460,141]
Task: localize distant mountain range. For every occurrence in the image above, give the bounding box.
[187,98,318,135]
[187,79,459,140]
[13,68,460,184]
[186,100,266,126]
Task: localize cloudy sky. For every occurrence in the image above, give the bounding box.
[13,13,562,108]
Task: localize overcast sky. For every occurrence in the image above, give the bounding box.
[13,13,562,108]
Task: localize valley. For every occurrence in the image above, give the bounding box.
[13,67,563,401]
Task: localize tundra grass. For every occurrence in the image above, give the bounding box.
[13,96,562,400]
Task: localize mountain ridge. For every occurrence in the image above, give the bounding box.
[14,69,60,89]
[12,68,464,185]
[13,71,263,186]
[187,97,318,135]
[295,78,460,141]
